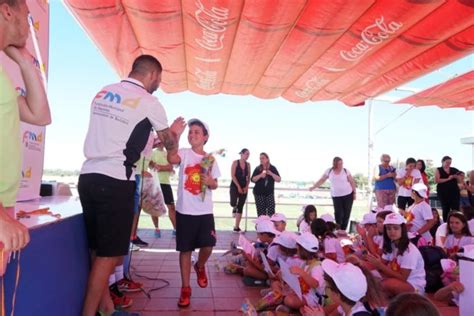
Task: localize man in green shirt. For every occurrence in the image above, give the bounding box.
[0,0,51,251]
[149,137,176,237]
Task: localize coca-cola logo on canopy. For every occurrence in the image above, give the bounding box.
[340,16,403,63]
[194,0,230,51]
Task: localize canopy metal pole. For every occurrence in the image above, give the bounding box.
[461,112,474,170]
[367,99,374,209]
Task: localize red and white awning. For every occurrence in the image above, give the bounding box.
[64,0,474,107]
[396,70,474,110]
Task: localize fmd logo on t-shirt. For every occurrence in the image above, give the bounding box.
[94,90,142,109]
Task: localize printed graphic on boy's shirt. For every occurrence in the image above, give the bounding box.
[184,163,201,195]
[389,258,401,272]
[405,211,415,223]
[403,175,414,189]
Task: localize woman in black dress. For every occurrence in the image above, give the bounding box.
[230,148,250,232]
[251,153,281,217]
[435,156,462,221]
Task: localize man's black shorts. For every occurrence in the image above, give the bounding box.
[78,173,135,257]
[160,183,175,205]
[176,212,216,252]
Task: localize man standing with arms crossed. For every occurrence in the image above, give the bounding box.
[0,0,51,253]
[78,54,185,315]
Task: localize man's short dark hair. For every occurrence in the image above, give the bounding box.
[130,55,162,76]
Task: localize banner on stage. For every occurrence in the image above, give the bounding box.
[0,0,49,202]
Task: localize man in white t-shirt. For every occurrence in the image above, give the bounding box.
[396,158,422,213]
[78,55,185,316]
[167,119,220,308]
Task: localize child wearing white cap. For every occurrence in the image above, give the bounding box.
[365,213,426,297]
[299,205,317,234]
[356,212,380,257]
[267,231,297,266]
[242,220,279,281]
[404,183,435,244]
[277,232,325,312]
[271,213,287,232]
[167,118,221,307]
[321,260,369,315]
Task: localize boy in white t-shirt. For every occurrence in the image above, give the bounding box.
[167,119,221,308]
[396,158,422,213]
[405,183,435,244]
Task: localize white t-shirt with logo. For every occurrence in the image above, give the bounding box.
[176,148,221,216]
[81,78,168,180]
[324,236,345,263]
[469,219,474,235]
[324,168,353,197]
[406,201,434,243]
[443,235,474,255]
[382,243,426,292]
[396,168,422,197]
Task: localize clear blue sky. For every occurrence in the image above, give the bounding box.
[44,1,474,181]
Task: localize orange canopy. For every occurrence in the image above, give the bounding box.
[64,0,474,107]
[395,71,474,110]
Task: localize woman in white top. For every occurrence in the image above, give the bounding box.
[366,213,426,297]
[443,211,473,257]
[309,157,356,230]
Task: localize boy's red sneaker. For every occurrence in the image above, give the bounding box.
[194,262,208,288]
[177,286,192,307]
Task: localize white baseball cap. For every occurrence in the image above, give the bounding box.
[295,232,319,253]
[252,215,271,224]
[360,212,377,225]
[322,260,367,302]
[340,238,354,248]
[188,118,210,136]
[273,231,297,249]
[412,183,428,199]
[256,220,279,235]
[271,213,287,223]
[383,205,396,212]
[383,212,406,225]
[320,213,335,223]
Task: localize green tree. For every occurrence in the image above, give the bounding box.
[353,173,368,189]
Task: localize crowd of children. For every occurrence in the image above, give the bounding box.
[224,187,474,315]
